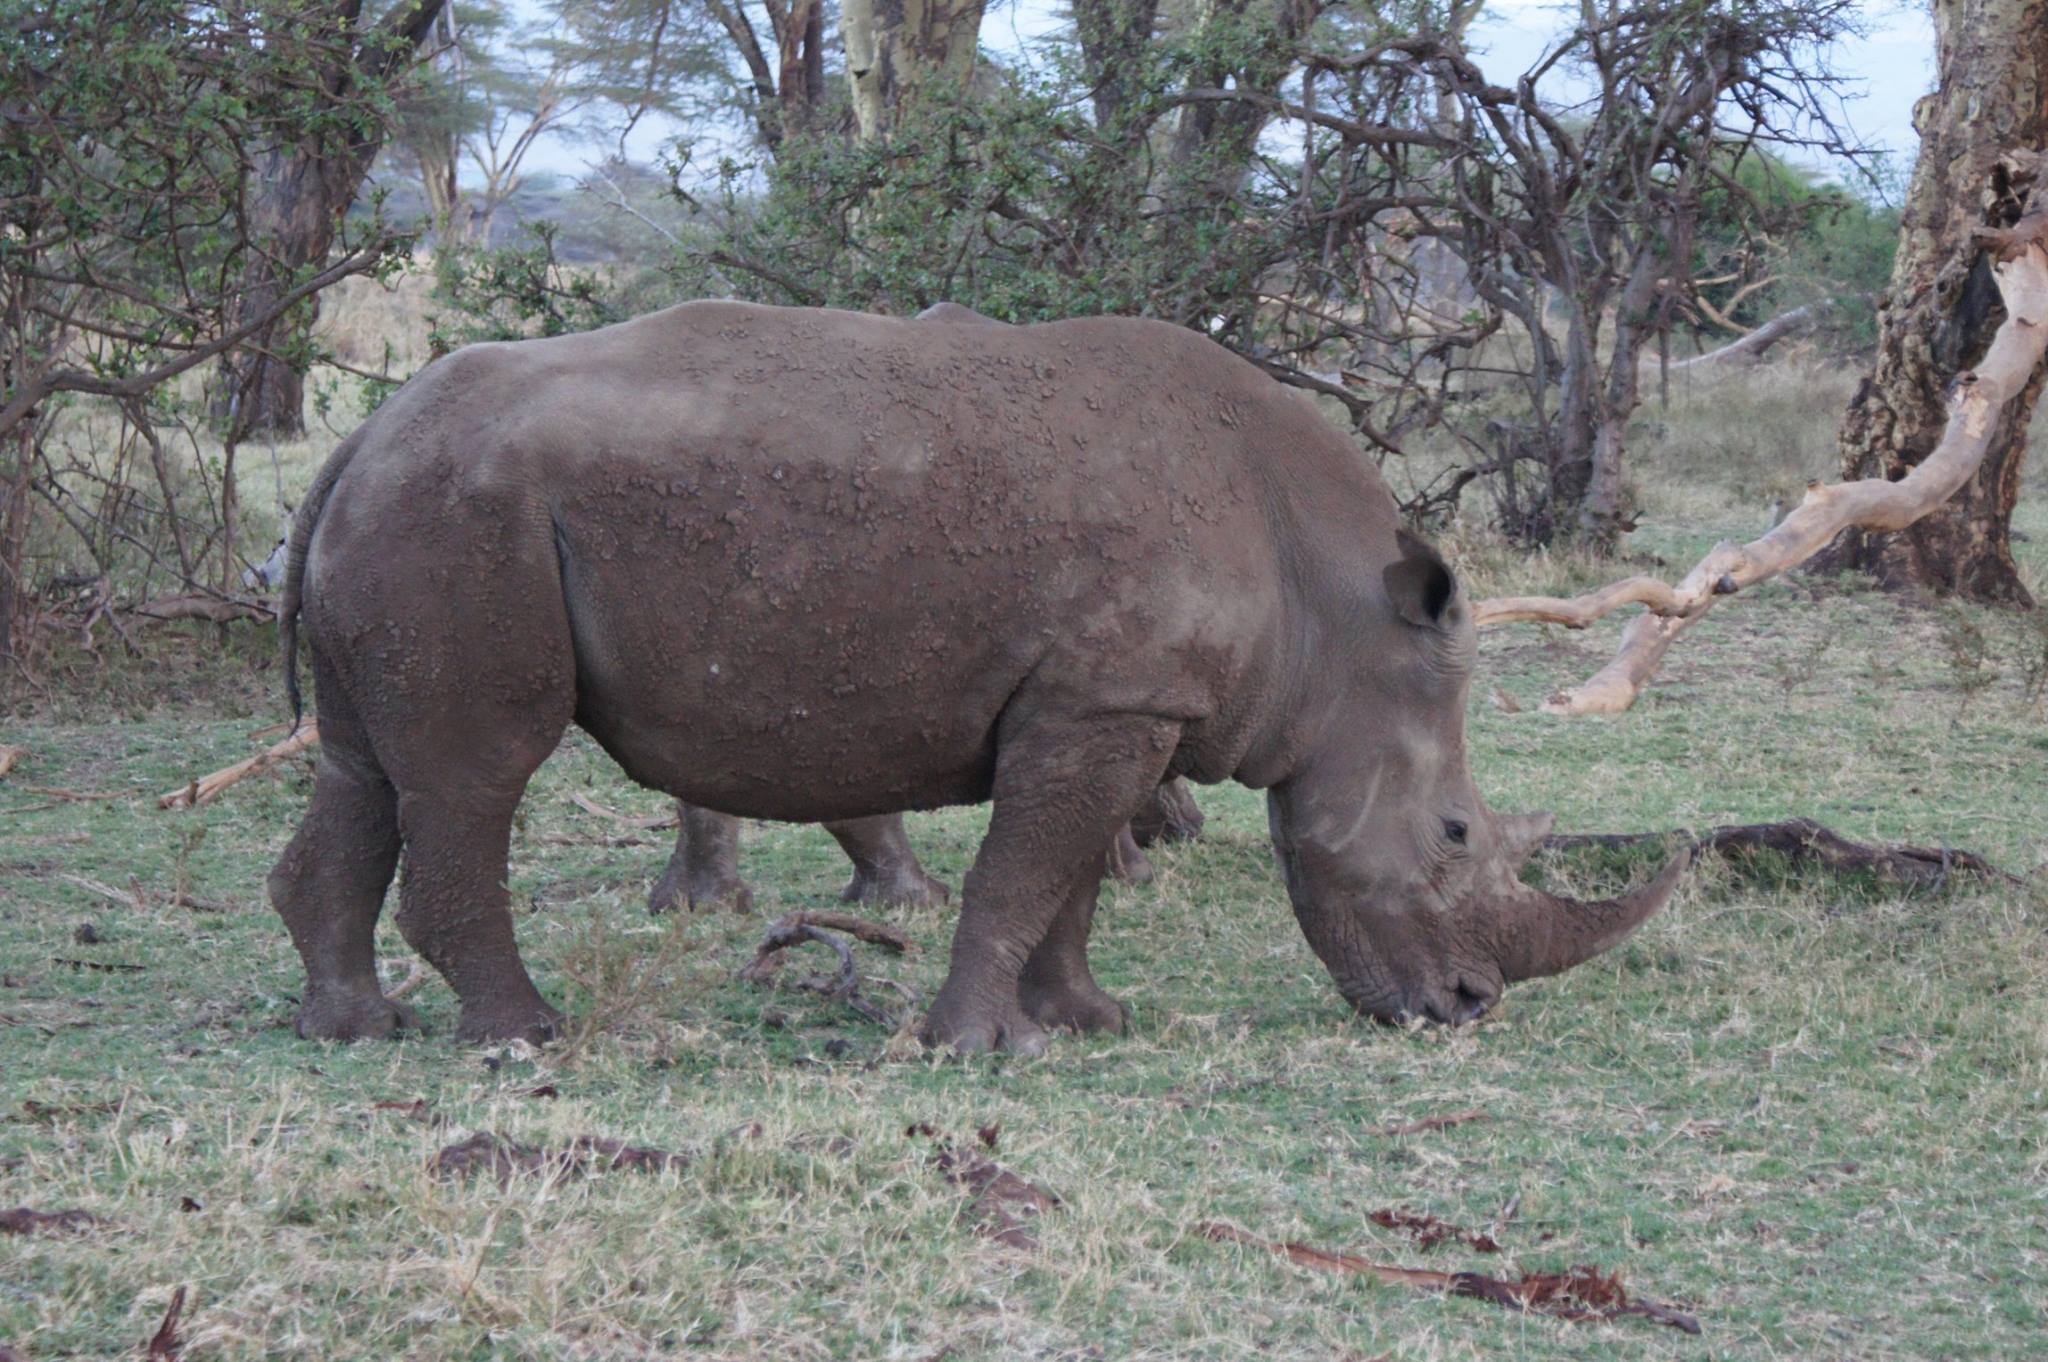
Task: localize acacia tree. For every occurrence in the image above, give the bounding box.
[1,0,412,659]
[1819,0,2048,605]
[211,0,447,439]
[1392,0,1856,546]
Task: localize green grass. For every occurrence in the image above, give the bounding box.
[5,359,2048,1358]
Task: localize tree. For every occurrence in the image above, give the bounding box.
[1402,0,1856,546]
[211,0,448,440]
[841,0,986,141]
[1820,0,2047,605]
[2,0,411,658]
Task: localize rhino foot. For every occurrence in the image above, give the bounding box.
[296,988,423,1042]
[920,991,1050,1057]
[840,863,951,909]
[454,997,566,1047]
[1019,977,1128,1036]
[1104,824,1155,886]
[647,867,754,916]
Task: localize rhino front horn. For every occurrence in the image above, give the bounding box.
[1498,843,1692,984]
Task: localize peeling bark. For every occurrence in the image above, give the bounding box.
[842,0,987,142]
[1820,0,2048,605]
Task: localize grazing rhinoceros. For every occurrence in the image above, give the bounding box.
[267,300,1685,1051]
[648,776,1204,914]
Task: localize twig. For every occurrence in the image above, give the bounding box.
[1367,1110,1489,1137]
[158,723,320,809]
[568,791,678,829]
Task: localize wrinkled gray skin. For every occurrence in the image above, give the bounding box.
[645,305,1179,917]
[268,300,1684,1052]
[650,776,1203,914]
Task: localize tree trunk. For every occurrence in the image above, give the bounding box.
[211,0,446,440]
[842,0,987,142]
[1821,0,2048,606]
[1073,0,1160,138]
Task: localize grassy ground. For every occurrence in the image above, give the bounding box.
[4,359,2048,1360]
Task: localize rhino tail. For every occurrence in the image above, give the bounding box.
[278,430,366,732]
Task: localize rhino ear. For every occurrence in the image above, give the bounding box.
[1384,529,1459,630]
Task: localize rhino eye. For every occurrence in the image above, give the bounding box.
[1444,819,1468,845]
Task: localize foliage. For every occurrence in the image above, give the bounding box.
[1689,146,1900,349]
[0,0,419,658]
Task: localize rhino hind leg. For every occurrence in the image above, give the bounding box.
[269,666,414,1041]
[391,782,565,1046]
[1103,823,1155,885]
[920,712,1177,1056]
[649,805,753,914]
[1018,871,1128,1035]
[827,816,950,908]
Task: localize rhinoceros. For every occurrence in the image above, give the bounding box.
[649,776,1205,914]
[643,303,1203,919]
[267,300,1685,1051]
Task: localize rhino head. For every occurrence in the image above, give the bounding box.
[1267,530,1687,1025]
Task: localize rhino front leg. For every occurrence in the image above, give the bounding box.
[648,804,753,914]
[921,713,1177,1056]
[825,816,950,908]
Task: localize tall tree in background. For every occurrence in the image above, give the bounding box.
[1822,0,2046,605]
[213,0,447,440]
[841,0,986,140]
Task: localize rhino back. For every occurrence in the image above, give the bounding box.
[313,302,1382,820]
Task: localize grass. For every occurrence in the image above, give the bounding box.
[4,339,2048,1358]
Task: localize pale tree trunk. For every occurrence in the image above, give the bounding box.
[842,0,987,142]
[1821,0,2048,605]
[212,0,446,440]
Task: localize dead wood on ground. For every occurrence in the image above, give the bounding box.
[0,746,21,779]
[0,1206,104,1234]
[568,792,679,829]
[739,911,918,1027]
[427,1131,689,1187]
[144,1284,187,1361]
[1546,819,2017,887]
[158,723,318,808]
[1196,1222,1700,1334]
[1367,1110,1488,1137]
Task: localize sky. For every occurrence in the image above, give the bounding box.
[525,0,1939,186]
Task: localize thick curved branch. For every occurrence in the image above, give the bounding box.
[1472,174,2048,716]
[1471,576,1689,629]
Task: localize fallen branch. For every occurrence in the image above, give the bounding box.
[145,1285,188,1362]
[158,722,319,809]
[1367,1109,1489,1137]
[1655,298,1827,371]
[58,873,148,911]
[129,593,274,624]
[739,912,916,1026]
[427,1130,688,1187]
[1196,1222,1700,1334]
[1473,158,2048,715]
[568,791,678,829]
[1546,819,2016,888]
